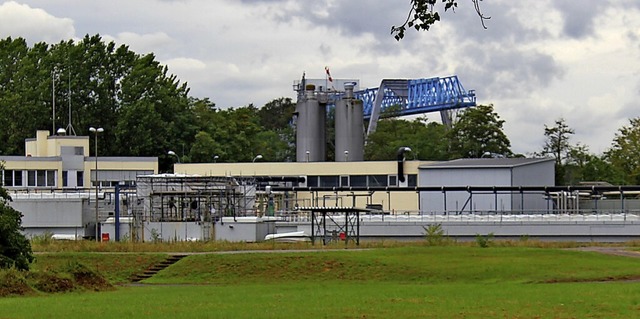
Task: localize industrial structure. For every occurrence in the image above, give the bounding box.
[5,74,640,243]
[293,75,476,162]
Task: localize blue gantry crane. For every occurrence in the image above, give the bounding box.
[353,75,476,135]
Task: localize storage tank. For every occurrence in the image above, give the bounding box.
[335,82,364,161]
[296,84,326,162]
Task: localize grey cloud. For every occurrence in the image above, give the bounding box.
[457,46,565,100]
[554,0,606,39]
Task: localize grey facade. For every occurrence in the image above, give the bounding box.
[419,158,555,214]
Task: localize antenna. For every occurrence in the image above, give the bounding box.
[65,67,76,136]
[52,69,55,133]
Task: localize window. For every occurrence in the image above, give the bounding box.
[389,175,397,187]
[14,170,22,186]
[77,171,84,187]
[62,171,68,187]
[340,176,349,187]
[368,175,388,187]
[74,147,83,155]
[319,176,339,187]
[2,170,11,187]
[25,170,56,187]
[47,170,56,186]
[27,171,36,186]
[307,176,318,187]
[408,174,417,187]
[349,175,366,187]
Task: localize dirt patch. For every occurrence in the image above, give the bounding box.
[72,268,113,291]
[0,270,35,297]
[27,272,74,293]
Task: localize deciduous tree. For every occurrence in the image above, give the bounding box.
[447,104,511,159]
[606,117,640,184]
[0,166,33,271]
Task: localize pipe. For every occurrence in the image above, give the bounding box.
[396,147,412,183]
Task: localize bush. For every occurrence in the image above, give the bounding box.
[0,183,34,270]
[475,233,494,248]
[424,224,446,246]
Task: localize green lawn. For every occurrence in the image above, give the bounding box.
[1,246,640,318]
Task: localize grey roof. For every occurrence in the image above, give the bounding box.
[419,157,554,169]
[0,156,61,162]
[85,157,158,162]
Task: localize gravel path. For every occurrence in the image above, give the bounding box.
[573,246,640,258]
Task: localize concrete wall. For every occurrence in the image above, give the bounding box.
[140,221,205,242]
[10,196,87,238]
[214,217,276,242]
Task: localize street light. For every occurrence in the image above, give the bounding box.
[252,154,263,162]
[213,155,219,163]
[305,150,310,162]
[89,126,104,241]
[168,150,181,163]
[344,150,349,162]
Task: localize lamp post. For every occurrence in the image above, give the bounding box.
[305,150,310,162]
[89,126,104,241]
[168,150,181,163]
[213,155,219,163]
[252,154,263,163]
[344,150,349,162]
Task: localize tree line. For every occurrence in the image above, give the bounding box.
[1,35,639,185]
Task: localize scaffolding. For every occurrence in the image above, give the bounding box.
[135,175,259,241]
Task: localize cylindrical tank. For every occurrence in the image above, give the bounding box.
[296,85,326,162]
[335,83,364,162]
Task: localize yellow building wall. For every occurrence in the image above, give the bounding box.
[176,161,425,213]
[3,131,157,190]
[175,161,423,177]
[24,130,91,157]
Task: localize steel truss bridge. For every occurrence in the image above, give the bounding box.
[353,76,476,135]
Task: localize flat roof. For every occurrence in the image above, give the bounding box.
[419,157,554,169]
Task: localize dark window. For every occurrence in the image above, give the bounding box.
[37,170,46,186]
[319,176,339,187]
[47,170,56,187]
[340,176,349,187]
[307,176,318,187]
[14,170,22,186]
[389,175,397,186]
[62,171,68,187]
[74,147,83,155]
[77,171,84,187]
[2,170,11,186]
[368,175,388,187]
[27,171,36,186]
[350,175,366,187]
[408,174,417,187]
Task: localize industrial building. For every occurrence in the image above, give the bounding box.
[3,75,640,242]
[0,130,158,238]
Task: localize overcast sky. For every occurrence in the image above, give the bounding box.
[1,0,639,155]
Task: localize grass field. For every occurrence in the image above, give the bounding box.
[2,245,640,318]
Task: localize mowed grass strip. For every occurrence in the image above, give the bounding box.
[2,246,640,318]
[148,246,640,285]
[1,280,639,318]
